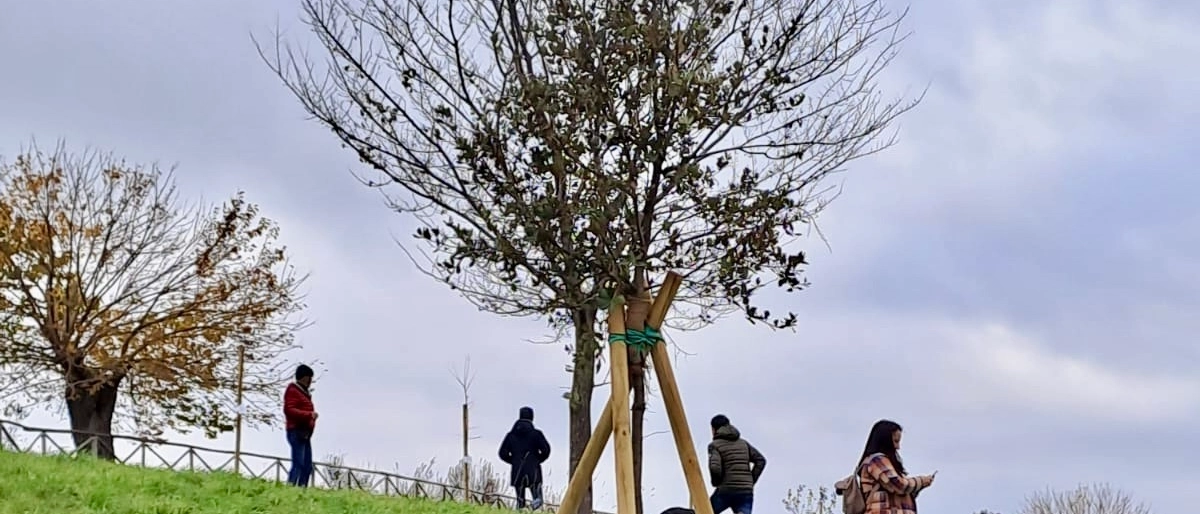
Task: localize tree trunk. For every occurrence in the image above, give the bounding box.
[630,350,647,514]
[65,378,120,460]
[568,307,598,514]
[623,287,652,514]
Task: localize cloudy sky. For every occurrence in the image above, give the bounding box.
[2,0,1198,513]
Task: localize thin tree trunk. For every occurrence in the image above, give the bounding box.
[568,307,598,514]
[630,352,647,514]
[65,378,120,460]
[623,283,652,514]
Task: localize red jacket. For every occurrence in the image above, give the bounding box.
[283,382,316,433]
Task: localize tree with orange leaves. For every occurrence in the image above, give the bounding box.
[0,142,307,459]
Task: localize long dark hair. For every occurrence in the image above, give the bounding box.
[860,419,906,475]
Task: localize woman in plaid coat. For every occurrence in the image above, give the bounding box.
[857,420,936,514]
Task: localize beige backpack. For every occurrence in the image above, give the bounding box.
[834,454,878,514]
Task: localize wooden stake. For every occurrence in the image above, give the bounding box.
[233,344,245,475]
[463,402,471,500]
[648,272,712,514]
[609,304,636,514]
[555,277,685,514]
[558,398,614,514]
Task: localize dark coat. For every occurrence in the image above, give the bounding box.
[707,424,766,493]
[498,419,551,487]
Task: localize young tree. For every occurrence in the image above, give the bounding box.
[260,0,915,511]
[1021,484,1151,514]
[0,143,307,459]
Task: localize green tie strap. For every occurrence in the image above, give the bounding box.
[608,325,662,352]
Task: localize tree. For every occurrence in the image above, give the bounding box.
[260,0,915,511]
[451,356,481,500]
[1021,484,1151,514]
[0,143,307,459]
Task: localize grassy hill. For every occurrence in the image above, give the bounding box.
[0,450,506,514]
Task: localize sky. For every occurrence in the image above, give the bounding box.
[1,0,1198,513]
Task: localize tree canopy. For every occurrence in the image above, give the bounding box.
[0,143,307,457]
[262,0,915,510]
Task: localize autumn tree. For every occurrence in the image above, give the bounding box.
[0,143,306,459]
[260,0,915,511]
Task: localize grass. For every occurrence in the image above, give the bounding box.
[0,450,509,514]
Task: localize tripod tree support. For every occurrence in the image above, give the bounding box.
[645,275,712,514]
[556,271,711,514]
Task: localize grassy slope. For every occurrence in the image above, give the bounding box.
[0,450,505,514]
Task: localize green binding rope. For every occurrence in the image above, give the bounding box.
[608,325,662,352]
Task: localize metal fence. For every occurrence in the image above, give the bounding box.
[0,419,597,512]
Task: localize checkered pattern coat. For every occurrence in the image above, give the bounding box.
[859,453,924,514]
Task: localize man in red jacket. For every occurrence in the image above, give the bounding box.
[284,364,318,487]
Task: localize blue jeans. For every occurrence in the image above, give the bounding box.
[711,491,753,514]
[286,429,313,487]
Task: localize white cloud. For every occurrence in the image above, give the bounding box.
[833,0,1200,234]
[944,323,1200,423]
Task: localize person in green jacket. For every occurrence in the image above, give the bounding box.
[707,414,767,514]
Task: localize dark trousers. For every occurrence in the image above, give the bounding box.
[711,491,754,514]
[286,429,313,487]
[514,481,544,509]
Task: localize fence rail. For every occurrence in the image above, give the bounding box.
[0,419,604,513]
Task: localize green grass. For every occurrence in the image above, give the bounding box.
[0,450,507,514]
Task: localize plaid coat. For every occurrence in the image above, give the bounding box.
[859,453,924,514]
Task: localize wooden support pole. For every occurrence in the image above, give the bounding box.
[556,279,684,514]
[234,344,245,475]
[463,402,471,500]
[558,398,613,514]
[647,272,713,514]
[609,304,636,514]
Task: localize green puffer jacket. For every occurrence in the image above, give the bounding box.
[707,424,767,493]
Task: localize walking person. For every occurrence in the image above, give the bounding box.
[283,364,318,487]
[498,406,551,509]
[854,419,936,514]
[707,414,767,514]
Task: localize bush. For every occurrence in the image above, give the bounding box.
[403,457,564,506]
[319,453,375,490]
[783,484,837,514]
[1020,484,1150,514]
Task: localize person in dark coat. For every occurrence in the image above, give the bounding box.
[498,406,551,509]
[708,414,766,514]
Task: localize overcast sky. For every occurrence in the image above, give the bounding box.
[2,0,1198,513]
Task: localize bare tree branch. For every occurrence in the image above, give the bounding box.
[1021,484,1151,514]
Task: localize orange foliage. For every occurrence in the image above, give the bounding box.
[0,143,307,437]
